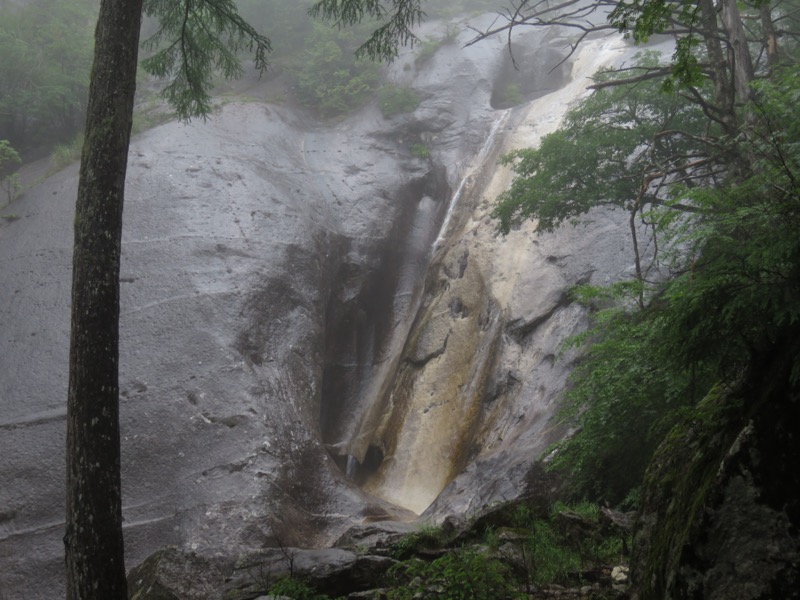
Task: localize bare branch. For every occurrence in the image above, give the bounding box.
[588,67,675,89]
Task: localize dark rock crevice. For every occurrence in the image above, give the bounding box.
[318,165,453,462]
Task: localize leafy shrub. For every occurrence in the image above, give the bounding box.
[51,133,85,170]
[289,22,381,117]
[0,140,22,204]
[1,173,21,205]
[497,82,523,107]
[388,548,518,600]
[526,521,582,585]
[268,576,329,600]
[390,524,447,559]
[414,38,443,66]
[378,85,421,117]
[550,500,599,521]
[409,143,430,159]
[413,23,463,67]
[504,501,629,586]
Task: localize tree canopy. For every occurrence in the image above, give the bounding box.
[0,0,95,148]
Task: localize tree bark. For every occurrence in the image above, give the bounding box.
[760,1,779,70]
[719,0,755,103]
[65,1,143,599]
[697,0,735,129]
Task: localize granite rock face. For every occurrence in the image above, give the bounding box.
[0,16,639,599]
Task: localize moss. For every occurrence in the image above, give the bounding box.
[632,385,746,598]
[409,143,430,159]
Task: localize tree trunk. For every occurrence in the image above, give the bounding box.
[719,0,755,103]
[697,0,735,129]
[65,1,143,599]
[760,1,779,70]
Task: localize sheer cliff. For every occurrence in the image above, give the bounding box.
[0,17,637,599]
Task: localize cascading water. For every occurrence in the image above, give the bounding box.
[434,109,511,249]
[338,34,636,515]
[329,108,516,493]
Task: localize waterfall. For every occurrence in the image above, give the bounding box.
[345,454,358,480]
[433,109,511,249]
[353,35,635,514]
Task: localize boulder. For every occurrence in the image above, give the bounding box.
[227,548,396,599]
[127,547,228,600]
[631,330,800,599]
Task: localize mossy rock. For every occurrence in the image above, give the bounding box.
[128,546,228,600]
[631,334,800,600]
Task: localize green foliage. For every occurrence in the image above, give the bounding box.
[525,521,582,585]
[268,576,330,600]
[498,502,628,587]
[549,500,599,521]
[141,0,271,120]
[384,501,629,598]
[235,0,314,60]
[390,524,447,559]
[549,286,704,503]
[414,37,444,66]
[492,52,710,234]
[388,547,519,600]
[608,0,707,91]
[634,385,746,598]
[0,0,96,147]
[310,0,424,62]
[0,140,22,204]
[378,84,421,117]
[609,0,677,43]
[413,24,461,66]
[51,133,85,170]
[0,140,21,174]
[409,142,430,159]
[496,82,523,107]
[534,61,800,504]
[289,22,381,117]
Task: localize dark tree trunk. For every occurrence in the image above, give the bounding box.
[65,1,143,599]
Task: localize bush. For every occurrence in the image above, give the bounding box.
[268,576,329,600]
[378,85,421,117]
[414,38,443,66]
[497,82,523,107]
[390,524,447,559]
[289,22,381,117]
[410,143,430,159]
[51,133,85,170]
[506,501,628,587]
[0,139,22,204]
[388,548,518,600]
